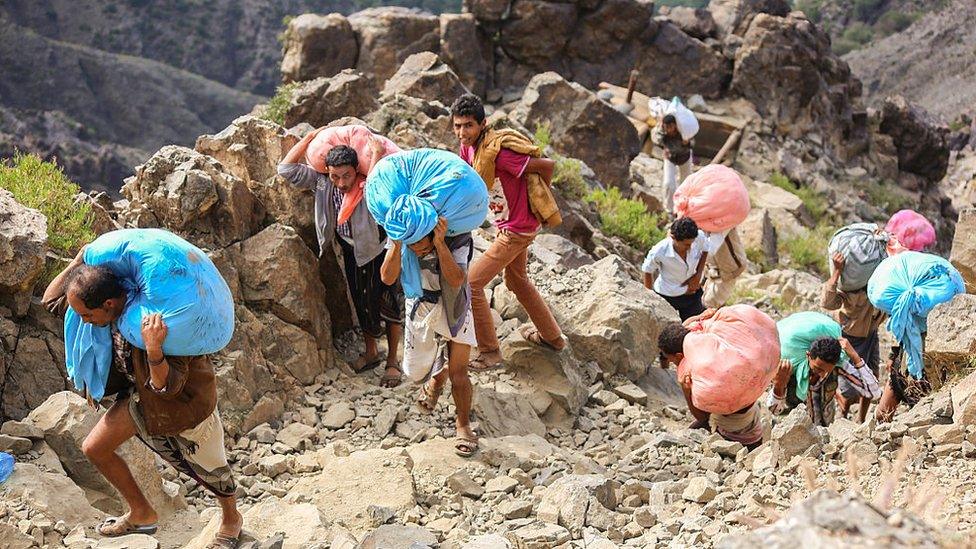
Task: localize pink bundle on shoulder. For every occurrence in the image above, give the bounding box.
[885,209,935,254]
[306,125,400,174]
[672,164,750,233]
[677,304,780,415]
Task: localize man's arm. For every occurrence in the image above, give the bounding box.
[380,241,402,286]
[431,218,465,288]
[140,313,191,399]
[364,135,390,176]
[642,271,655,290]
[821,253,845,310]
[42,246,86,308]
[277,128,324,190]
[684,252,708,294]
[524,157,554,186]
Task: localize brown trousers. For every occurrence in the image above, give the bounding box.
[469,230,562,352]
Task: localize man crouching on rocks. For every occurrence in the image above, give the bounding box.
[43,250,243,548]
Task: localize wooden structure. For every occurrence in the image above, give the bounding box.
[597,82,748,165]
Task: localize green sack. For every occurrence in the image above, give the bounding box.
[777,311,845,400]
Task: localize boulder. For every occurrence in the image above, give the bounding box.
[122,146,264,249]
[194,116,314,246]
[439,13,491,97]
[283,70,380,129]
[1,463,104,528]
[878,96,951,184]
[359,525,438,549]
[381,52,468,103]
[499,1,578,67]
[738,208,778,265]
[709,0,790,38]
[0,434,31,454]
[547,255,679,379]
[0,189,48,316]
[290,448,416,532]
[770,405,820,460]
[563,0,655,68]
[500,329,589,423]
[366,95,456,150]
[463,534,514,549]
[632,22,731,101]
[731,13,866,159]
[2,302,71,420]
[538,475,616,536]
[74,191,120,236]
[276,422,317,450]
[735,268,821,311]
[952,366,976,427]
[628,153,667,214]
[511,72,641,187]
[349,7,440,83]
[27,392,185,517]
[744,178,810,236]
[717,489,938,548]
[505,522,571,549]
[463,0,512,22]
[531,234,594,271]
[925,295,976,368]
[322,401,356,430]
[660,6,717,40]
[186,500,327,549]
[280,14,358,83]
[950,207,975,293]
[473,382,547,437]
[682,477,718,503]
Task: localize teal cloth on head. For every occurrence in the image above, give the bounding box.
[777,311,845,401]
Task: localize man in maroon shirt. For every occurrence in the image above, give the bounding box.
[450,93,565,370]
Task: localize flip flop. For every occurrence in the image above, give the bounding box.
[351,354,384,373]
[380,363,402,388]
[206,533,241,549]
[455,434,479,458]
[416,380,443,414]
[519,325,566,352]
[469,354,501,372]
[98,515,158,537]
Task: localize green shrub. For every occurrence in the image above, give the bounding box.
[587,187,666,250]
[534,124,588,200]
[779,223,834,276]
[262,82,299,126]
[794,0,824,22]
[842,22,875,45]
[876,10,918,36]
[0,152,95,259]
[769,172,829,222]
[859,179,912,214]
[745,246,771,272]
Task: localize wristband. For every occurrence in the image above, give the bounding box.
[148,356,165,367]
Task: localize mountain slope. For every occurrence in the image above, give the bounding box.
[842,0,976,120]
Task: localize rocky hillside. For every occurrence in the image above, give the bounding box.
[0,1,972,547]
[793,0,945,54]
[843,0,976,121]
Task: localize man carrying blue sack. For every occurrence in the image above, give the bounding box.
[367,148,488,458]
[43,231,242,549]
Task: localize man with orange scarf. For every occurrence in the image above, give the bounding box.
[277,126,404,387]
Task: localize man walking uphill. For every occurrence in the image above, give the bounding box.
[450,93,565,371]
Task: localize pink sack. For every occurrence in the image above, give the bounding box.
[673,164,750,233]
[677,304,780,415]
[306,125,401,174]
[885,210,935,253]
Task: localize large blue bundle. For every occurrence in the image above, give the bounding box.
[64,229,235,400]
[365,149,489,298]
[867,251,965,379]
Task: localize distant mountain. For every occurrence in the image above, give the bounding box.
[791,0,947,55]
[842,0,976,120]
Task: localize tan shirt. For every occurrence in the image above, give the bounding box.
[820,279,886,338]
[45,294,217,436]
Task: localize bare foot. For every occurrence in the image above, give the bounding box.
[218,508,243,539]
[351,352,382,372]
[470,350,502,371]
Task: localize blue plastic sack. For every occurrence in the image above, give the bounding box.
[868,251,965,379]
[777,311,845,401]
[64,229,235,400]
[365,149,489,298]
[0,452,14,483]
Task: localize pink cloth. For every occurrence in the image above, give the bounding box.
[677,304,780,415]
[672,164,750,233]
[885,209,936,253]
[460,145,539,234]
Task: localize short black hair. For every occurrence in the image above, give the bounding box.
[658,322,690,356]
[663,114,676,125]
[326,145,358,169]
[450,93,486,124]
[670,217,699,241]
[808,337,842,365]
[67,265,125,309]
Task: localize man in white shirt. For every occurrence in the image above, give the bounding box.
[642,217,717,320]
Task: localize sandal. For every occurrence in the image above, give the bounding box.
[519,326,566,352]
[469,353,501,372]
[351,354,384,373]
[380,363,402,388]
[455,434,479,458]
[98,515,158,537]
[416,380,443,414]
[206,533,241,549]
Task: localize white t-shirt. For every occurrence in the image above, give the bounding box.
[642,231,721,297]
